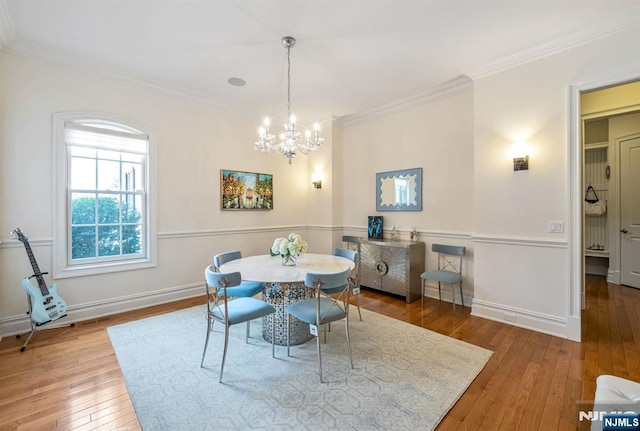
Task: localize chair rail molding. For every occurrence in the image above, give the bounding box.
[472,234,568,249]
[341,226,472,241]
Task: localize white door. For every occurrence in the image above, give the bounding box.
[620,136,640,288]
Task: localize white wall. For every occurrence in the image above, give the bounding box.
[340,85,475,303]
[0,51,320,337]
[341,87,475,234]
[472,25,640,340]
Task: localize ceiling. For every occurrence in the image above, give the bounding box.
[1,0,640,124]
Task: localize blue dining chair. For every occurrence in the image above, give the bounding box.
[420,244,466,311]
[286,268,353,382]
[214,250,265,298]
[201,266,276,383]
[214,251,266,341]
[333,247,362,321]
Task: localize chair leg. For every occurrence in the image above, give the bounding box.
[452,284,456,312]
[219,324,230,383]
[271,315,275,358]
[200,317,213,367]
[245,321,250,343]
[286,311,291,357]
[345,318,353,370]
[355,292,362,321]
[316,327,323,383]
[459,282,464,308]
[421,278,425,308]
[438,281,442,302]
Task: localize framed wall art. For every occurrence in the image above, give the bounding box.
[220,169,273,210]
[368,216,383,239]
[375,167,423,212]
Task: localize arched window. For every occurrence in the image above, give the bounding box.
[54,113,156,277]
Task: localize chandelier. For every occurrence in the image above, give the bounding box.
[254,36,324,165]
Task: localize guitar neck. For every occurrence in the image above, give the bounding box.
[22,241,49,296]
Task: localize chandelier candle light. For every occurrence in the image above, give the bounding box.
[254,36,324,165]
[271,233,308,266]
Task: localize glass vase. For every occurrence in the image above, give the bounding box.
[281,254,297,266]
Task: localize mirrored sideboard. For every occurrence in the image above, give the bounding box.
[359,239,425,303]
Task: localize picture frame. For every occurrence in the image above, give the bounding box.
[220,169,273,210]
[375,167,423,212]
[368,216,383,239]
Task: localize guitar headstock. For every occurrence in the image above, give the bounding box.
[10,228,27,243]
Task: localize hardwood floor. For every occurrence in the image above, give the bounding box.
[1,275,638,430]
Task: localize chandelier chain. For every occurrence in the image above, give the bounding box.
[287,44,291,119]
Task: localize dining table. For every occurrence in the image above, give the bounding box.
[219,253,355,346]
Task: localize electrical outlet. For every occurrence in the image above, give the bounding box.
[504,314,516,322]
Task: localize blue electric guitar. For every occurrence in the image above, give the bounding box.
[11,228,67,325]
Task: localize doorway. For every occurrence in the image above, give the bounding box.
[577,80,640,314]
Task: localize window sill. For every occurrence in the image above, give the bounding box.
[54,258,157,279]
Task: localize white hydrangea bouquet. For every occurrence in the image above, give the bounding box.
[270,233,308,266]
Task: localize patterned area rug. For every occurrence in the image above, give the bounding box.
[108,305,492,430]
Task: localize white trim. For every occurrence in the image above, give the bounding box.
[472,234,568,248]
[342,226,472,241]
[0,282,203,338]
[338,75,473,126]
[569,84,584,327]
[157,225,313,239]
[469,20,640,80]
[0,225,346,246]
[3,229,571,250]
[2,45,241,112]
[608,269,620,285]
[471,299,570,340]
[0,237,51,249]
[582,103,640,120]
[567,316,581,342]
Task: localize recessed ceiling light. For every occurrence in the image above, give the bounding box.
[227,77,246,87]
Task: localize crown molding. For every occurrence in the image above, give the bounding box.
[0,0,16,48]
[1,42,245,114]
[337,75,473,126]
[468,18,640,80]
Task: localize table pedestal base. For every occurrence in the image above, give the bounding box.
[262,282,313,346]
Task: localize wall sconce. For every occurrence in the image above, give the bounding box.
[511,141,530,172]
[311,172,323,189]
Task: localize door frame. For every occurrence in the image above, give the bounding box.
[569,72,640,339]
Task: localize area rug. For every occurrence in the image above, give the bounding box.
[108,305,492,430]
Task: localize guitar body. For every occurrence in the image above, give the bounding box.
[11,228,69,326]
[21,278,67,324]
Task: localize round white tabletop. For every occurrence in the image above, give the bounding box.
[219,253,355,283]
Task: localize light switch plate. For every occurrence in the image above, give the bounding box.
[548,221,564,233]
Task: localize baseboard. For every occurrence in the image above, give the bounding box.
[607,270,620,284]
[0,282,203,338]
[471,299,569,339]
